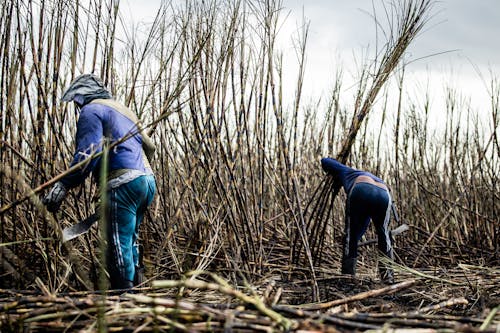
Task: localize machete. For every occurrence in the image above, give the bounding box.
[62,212,99,243]
[358,223,409,247]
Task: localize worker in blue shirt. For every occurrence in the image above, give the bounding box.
[321,157,394,283]
[43,74,156,290]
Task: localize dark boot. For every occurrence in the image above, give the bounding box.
[133,266,145,286]
[379,267,394,284]
[111,278,134,292]
[341,257,357,276]
[379,250,395,284]
[134,244,146,286]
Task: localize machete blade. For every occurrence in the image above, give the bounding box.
[62,213,99,243]
[358,223,410,247]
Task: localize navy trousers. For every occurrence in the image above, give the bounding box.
[343,182,392,259]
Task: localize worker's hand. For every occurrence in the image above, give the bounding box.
[42,181,67,213]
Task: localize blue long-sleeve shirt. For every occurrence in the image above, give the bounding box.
[61,101,150,188]
[321,158,385,194]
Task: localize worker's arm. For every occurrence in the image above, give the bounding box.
[321,157,345,176]
[60,106,104,189]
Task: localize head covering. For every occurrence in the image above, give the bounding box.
[61,74,112,106]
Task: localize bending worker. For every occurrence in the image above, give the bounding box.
[43,74,156,290]
[321,157,394,284]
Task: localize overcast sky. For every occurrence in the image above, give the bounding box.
[123,0,500,120]
[279,1,499,107]
[283,0,500,68]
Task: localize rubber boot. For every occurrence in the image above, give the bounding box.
[111,278,134,292]
[379,250,395,284]
[379,267,394,284]
[341,257,357,276]
[133,244,145,286]
[134,266,145,286]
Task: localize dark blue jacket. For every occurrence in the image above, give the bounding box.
[321,158,385,194]
[61,101,149,188]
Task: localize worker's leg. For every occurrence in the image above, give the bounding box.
[342,184,371,275]
[107,176,151,289]
[371,189,392,256]
[371,189,394,283]
[131,175,156,285]
[132,175,156,267]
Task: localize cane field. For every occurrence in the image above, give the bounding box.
[0,0,498,332]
